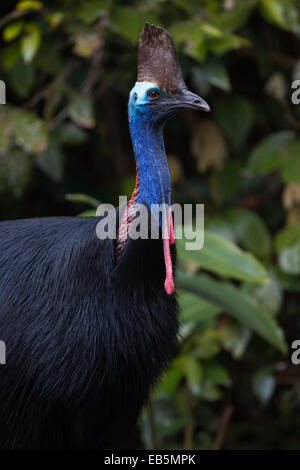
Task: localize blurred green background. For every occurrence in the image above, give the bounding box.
[1,0,300,450]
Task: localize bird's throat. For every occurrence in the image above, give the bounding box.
[116,109,175,295]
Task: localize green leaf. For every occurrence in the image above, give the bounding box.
[111,7,160,42]
[35,145,64,182]
[68,93,95,129]
[0,150,32,197]
[214,95,255,147]
[200,58,231,91]
[178,355,203,395]
[3,21,24,42]
[55,123,88,147]
[275,224,300,253]
[171,21,207,61]
[248,130,295,175]
[227,207,272,258]
[179,291,221,324]
[242,275,283,316]
[13,110,48,154]
[16,0,43,9]
[222,323,251,359]
[65,193,100,208]
[206,32,250,55]
[79,209,97,217]
[202,361,231,387]
[20,24,41,63]
[0,127,10,153]
[158,358,184,394]
[176,271,287,353]
[281,140,300,185]
[205,215,236,243]
[177,229,268,283]
[0,107,13,153]
[259,0,299,32]
[192,329,223,359]
[6,59,34,98]
[75,0,111,24]
[211,1,256,32]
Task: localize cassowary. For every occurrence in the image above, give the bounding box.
[0,23,209,449]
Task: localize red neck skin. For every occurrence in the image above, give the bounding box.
[116,172,175,295]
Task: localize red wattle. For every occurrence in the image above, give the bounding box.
[163,215,174,295]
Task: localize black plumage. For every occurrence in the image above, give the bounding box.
[0,216,178,448]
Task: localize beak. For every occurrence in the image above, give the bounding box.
[177,89,211,112]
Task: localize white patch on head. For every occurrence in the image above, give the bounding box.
[129,81,160,106]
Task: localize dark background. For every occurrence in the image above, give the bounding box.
[1,0,300,449]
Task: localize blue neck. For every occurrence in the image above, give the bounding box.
[129,110,171,208]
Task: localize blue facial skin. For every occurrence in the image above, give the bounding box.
[128,81,176,209]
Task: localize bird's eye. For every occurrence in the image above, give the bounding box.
[147,89,160,100]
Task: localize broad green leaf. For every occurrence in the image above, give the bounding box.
[55,123,88,147]
[177,230,268,283]
[79,209,97,217]
[211,1,256,32]
[0,150,32,197]
[35,145,64,182]
[6,59,34,98]
[178,355,203,395]
[20,24,41,63]
[242,275,283,316]
[192,329,223,359]
[0,107,13,152]
[171,21,207,61]
[208,33,250,55]
[179,292,220,322]
[111,7,160,42]
[281,140,300,185]
[275,224,300,253]
[176,271,287,353]
[179,291,221,324]
[202,361,231,387]
[227,207,272,258]
[273,268,300,293]
[13,110,48,153]
[68,93,95,129]
[75,0,111,24]
[2,42,21,70]
[0,127,10,153]
[222,323,251,359]
[65,193,100,208]
[200,58,231,91]
[214,95,255,147]
[173,0,199,12]
[199,382,222,401]
[248,130,295,175]
[205,215,236,243]
[259,0,299,32]
[3,21,24,42]
[16,0,43,9]
[158,358,184,394]
[47,12,65,28]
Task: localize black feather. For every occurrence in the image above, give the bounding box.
[0,215,178,449]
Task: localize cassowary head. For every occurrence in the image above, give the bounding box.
[129,22,210,119]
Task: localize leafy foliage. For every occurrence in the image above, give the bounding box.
[1,0,300,450]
